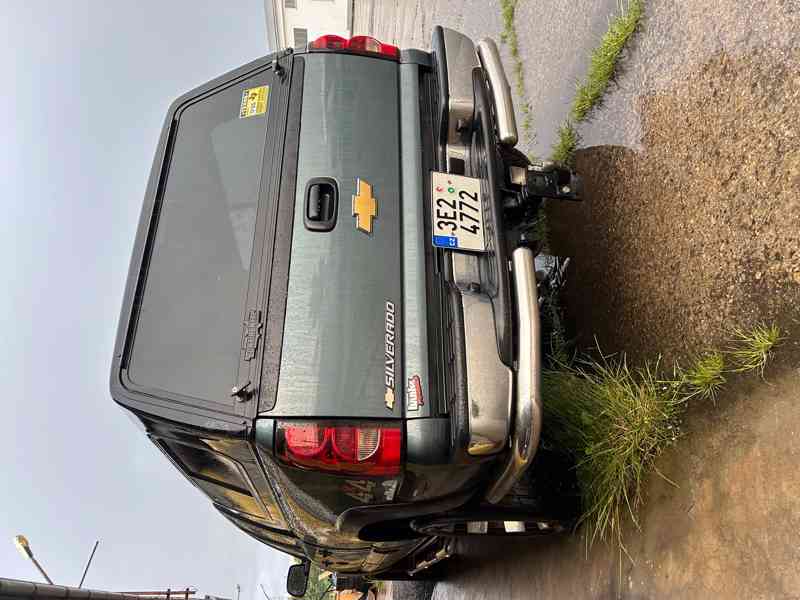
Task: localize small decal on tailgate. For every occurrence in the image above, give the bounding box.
[384,301,396,410]
[406,374,424,412]
[239,85,269,118]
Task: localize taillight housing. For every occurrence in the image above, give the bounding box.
[308,34,400,61]
[276,421,402,476]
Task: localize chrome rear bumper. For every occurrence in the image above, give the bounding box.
[450,253,513,457]
[438,28,519,173]
[476,38,518,146]
[485,247,543,503]
[436,27,541,501]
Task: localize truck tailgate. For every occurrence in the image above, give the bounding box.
[272,53,402,419]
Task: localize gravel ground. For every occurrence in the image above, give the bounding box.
[549,0,800,365]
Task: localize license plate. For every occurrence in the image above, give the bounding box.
[431,172,486,252]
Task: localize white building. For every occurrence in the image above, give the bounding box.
[264,0,353,52]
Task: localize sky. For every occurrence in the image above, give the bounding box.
[0,1,291,596]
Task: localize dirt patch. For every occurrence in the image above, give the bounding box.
[620,368,800,599]
[548,48,800,365]
[428,369,800,600]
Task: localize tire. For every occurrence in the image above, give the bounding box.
[498,446,582,524]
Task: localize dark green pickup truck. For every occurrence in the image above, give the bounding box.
[111,27,580,594]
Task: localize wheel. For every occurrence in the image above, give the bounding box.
[498,446,583,522]
[410,511,569,538]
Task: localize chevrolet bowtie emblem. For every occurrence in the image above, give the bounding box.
[352,178,377,234]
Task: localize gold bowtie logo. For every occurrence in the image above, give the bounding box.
[384,388,395,410]
[352,178,377,234]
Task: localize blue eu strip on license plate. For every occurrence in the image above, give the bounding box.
[433,235,458,248]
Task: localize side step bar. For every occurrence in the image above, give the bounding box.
[484,246,543,503]
[476,38,518,147]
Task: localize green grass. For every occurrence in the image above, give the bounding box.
[544,354,682,551]
[499,0,646,157]
[680,351,726,402]
[549,0,645,164]
[499,0,534,138]
[571,0,644,122]
[543,324,783,553]
[727,323,784,376]
[550,121,579,167]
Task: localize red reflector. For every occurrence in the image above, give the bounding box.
[309,35,347,50]
[372,41,400,60]
[308,34,400,60]
[348,35,382,53]
[277,421,402,476]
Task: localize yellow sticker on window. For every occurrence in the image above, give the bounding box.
[239,85,269,118]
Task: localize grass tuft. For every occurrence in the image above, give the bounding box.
[499,0,534,138]
[543,352,682,550]
[543,325,783,553]
[727,323,783,377]
[571,0,644,122]
[680,351,726,402]
[549,0,644,165]
[550,121,579,166]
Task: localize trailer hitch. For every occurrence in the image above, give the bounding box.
[509,162,583,203]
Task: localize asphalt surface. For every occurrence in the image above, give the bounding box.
[353,0,620,156]
[354,0,800,598]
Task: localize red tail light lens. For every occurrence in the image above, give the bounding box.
[308,34,400,60]
[277,421,402,476]
[309,34,347,51]
[283,423,328,458]
[331,426,357,460]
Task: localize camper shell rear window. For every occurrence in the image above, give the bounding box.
[127,73,271,403]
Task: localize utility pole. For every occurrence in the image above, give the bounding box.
[78,540,99,588]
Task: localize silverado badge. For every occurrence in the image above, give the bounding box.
[352,178,377,234]
[384,300,396,410]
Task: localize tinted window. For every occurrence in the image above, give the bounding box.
[194,479,267,519]
[163,440,248,492]
[129,73,270,402]
[162,440,268,520]
[219,507,300,552]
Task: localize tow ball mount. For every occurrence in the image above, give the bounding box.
[509,162,583,202]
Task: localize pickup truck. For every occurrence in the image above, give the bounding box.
[110,26,580,594]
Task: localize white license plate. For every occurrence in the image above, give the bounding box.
[431,172,486,252]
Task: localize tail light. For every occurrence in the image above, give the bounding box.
[308,34,400,60]
[276,421,401,476]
